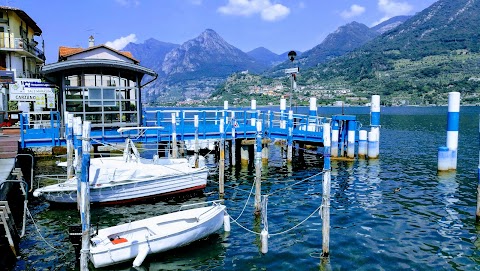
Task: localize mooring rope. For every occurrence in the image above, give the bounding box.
[26,207,58,251]
[227,202,322,236]
[266,171,324,197]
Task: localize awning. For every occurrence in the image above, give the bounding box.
[40,59,157,77]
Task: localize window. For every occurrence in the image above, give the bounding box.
[88,87,116,107]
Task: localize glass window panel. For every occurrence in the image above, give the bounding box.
[83,74,96,87]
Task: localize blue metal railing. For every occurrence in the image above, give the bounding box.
[19,109,357,149]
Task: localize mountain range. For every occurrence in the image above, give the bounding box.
[124,0,480,106]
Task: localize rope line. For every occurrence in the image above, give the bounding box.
[26,207,58,251]
[266,171,324,196]
[226,203,322,236]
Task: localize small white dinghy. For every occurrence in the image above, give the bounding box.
[88,201,228,268]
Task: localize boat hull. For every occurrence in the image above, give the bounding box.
[35,168,208,205]
[89,204,226,268]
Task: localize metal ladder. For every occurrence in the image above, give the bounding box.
[0,200,16,257]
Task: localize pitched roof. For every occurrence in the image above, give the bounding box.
[0,6,42,35]
[58,44,139,64]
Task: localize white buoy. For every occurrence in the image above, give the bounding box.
[261,229,268,254]
[223,212,231,232]
[132,245,149,267]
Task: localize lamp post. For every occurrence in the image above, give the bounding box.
[285,51,298,110]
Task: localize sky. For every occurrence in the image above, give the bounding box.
[10,0,438,64]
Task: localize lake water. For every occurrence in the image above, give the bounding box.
[14,106,480,270]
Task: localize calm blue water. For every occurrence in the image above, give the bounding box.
[15,106,480,270]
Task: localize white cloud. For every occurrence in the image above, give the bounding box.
[105,34,137,50]
[340,4,366,19]
[115,0,140,7]
[373,0,413,24]
[218,0,290,22]
[261,4,290,21]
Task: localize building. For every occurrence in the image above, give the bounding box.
[41,36,157,136]
[0,6,45,122]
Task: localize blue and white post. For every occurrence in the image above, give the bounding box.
[280,97,287,129]
[219,118,225,196]
[438,92,460,171]
[79,121,91,271]
[308,97,317,131]
[171,112,178,158]
[321,122,331,257]
[331,121,339,158]
[347,121,356,159]
[73,117,83,209]
[369,95,381,159]
[287,110,294,162]
[223,101,229,124]
[231,111,236,166]
[251,99,257,127]
[66,113,74,180]
[358,130,368,159]
[255,121,263,214]
[194,115,199,168]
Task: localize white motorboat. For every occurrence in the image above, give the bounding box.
[88,201,227,268]
[33,138,209,205]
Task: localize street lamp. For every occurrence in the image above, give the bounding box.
[285,51,298,110]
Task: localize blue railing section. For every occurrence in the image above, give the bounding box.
[19,109,361,149]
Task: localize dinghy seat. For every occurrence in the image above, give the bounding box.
[110,236,128,244]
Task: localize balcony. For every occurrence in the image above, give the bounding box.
[0,36,45,61]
